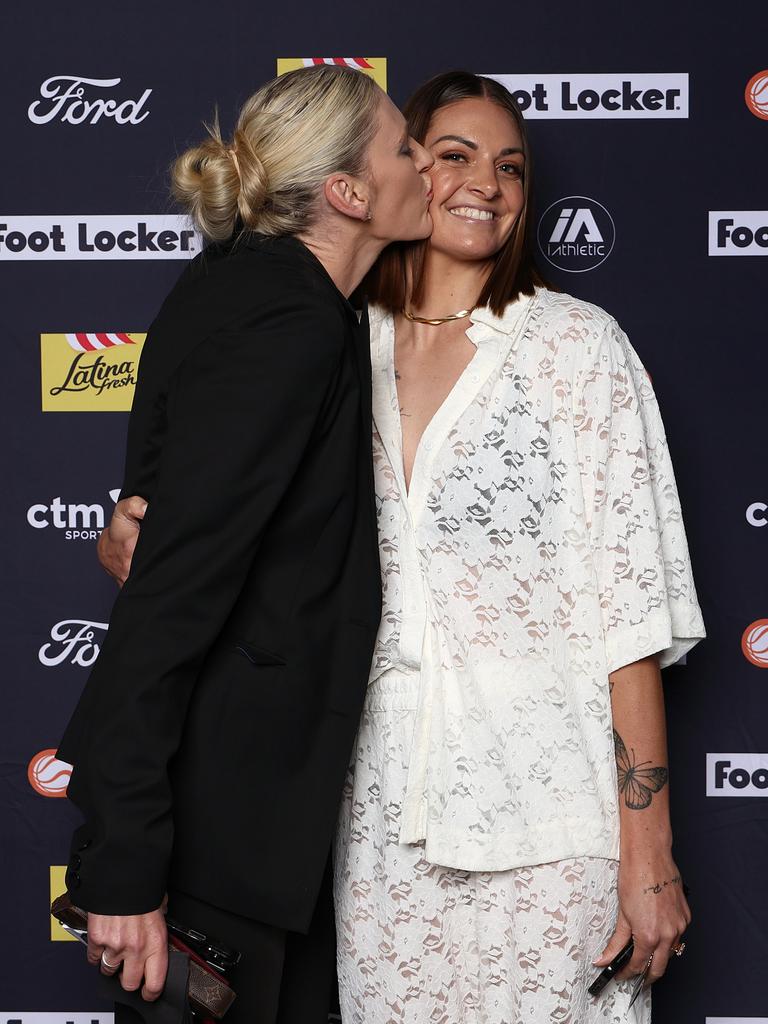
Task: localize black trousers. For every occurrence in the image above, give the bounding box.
[115,856,337,1024]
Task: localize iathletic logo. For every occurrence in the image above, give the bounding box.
[537,197,615,272]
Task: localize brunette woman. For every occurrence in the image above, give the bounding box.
[332,72,703,1023]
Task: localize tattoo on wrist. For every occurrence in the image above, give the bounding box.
[614,729,668,810]
[643,875,681,895]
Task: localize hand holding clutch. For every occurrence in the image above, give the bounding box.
[51,892,237,1020]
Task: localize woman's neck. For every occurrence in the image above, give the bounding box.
[407,248,493,318]
[298,225,384,299]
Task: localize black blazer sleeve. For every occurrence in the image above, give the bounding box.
[58,293,345,915]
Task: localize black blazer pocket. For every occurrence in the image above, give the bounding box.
[234,641,287,668]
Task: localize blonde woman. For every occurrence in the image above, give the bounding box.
[57,64,432,1024]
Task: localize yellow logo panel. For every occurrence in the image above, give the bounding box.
[50,865,76,941]
[277,58,386,92]
[41,333,146,412]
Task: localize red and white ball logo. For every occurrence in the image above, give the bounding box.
[28,748,71,797]
[742,620,768,668]
[745,70,768,120]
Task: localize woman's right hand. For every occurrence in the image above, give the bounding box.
[98,495,147,586]
[87,907,168,1002]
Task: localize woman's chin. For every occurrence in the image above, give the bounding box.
[400,219,433,243]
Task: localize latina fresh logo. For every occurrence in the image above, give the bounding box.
[537,197,616,272]
[41,332,146,412]
[276,57,387,91]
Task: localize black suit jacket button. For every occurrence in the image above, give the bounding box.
[77,838,92,851]
[72,854,82,869]
[70,872,81,888]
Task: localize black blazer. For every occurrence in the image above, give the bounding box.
[57,234,382,933]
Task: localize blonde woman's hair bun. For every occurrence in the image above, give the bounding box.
[171,114,268,243]
[229,127,269,231]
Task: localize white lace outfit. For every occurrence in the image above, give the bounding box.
[334,288,705,1023]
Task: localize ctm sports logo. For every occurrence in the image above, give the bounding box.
[27,488,120,540]
[41,332,146,411]
[277,57,386,91]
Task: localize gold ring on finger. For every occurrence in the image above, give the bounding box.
[671,942,686,957]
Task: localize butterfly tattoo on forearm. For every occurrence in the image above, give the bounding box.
[613,729,669,810]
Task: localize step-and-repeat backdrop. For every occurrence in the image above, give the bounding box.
[2,2,767,1022]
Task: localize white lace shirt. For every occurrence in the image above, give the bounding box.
[368,287,705,872]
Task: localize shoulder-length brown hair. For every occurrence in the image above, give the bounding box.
[367,71,548,316]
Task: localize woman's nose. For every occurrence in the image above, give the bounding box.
[469,168,500,199]
[412,139,434,172]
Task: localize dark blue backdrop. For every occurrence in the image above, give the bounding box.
[2,2,767,1021]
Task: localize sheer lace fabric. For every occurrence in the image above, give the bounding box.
[334,671,651,1023]
[366,291,704,869]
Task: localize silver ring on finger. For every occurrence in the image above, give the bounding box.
[101,950,120,970]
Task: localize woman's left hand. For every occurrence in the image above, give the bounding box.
[98,495,146,586]
[593,848,691,986]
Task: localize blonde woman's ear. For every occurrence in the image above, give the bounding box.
[323,173,372,222]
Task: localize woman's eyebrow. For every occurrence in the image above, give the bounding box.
[431,133,477,149]
[430,135,525,158]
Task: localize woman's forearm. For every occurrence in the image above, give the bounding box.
[595,653,690,979]
[609,655,675,865]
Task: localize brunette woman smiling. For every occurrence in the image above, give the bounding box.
[333,72,704,1023]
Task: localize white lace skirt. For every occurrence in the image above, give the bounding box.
[333,670,651,1024]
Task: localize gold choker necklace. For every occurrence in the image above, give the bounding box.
[402,307,472,326]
